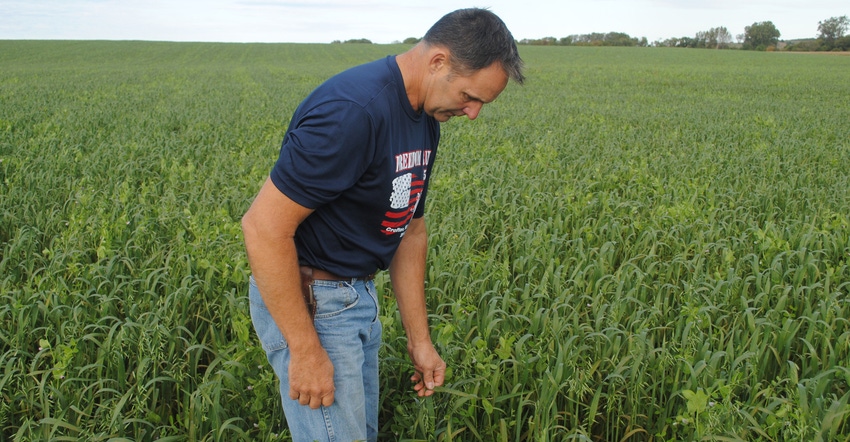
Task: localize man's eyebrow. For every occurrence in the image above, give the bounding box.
[466,91,493,104]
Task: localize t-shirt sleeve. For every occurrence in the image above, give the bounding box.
[270,100,374,208]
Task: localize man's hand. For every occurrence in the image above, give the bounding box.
[408,343,446,397]
[288,346,336,408]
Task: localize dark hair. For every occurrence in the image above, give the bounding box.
[423,8,525,85]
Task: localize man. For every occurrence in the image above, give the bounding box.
[241,8,524,442]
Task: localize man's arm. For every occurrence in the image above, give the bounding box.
[241,177,334,409]
[389,216,446,397]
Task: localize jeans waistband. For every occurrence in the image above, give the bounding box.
[300,266,375,282]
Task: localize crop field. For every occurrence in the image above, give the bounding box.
[1,41,849,441]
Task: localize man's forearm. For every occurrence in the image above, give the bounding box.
[390,217,446,395]
[241,177,320,352]
[244,230,320,352]
[390,217,431,346]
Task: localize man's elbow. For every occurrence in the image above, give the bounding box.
[241,208,261,248]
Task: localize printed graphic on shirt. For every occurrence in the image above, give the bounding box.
[381,149,433,236]
[389,173,414,209]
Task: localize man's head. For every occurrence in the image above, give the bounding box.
[423,8,525,86]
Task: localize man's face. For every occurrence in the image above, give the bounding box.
[424,61,509,122]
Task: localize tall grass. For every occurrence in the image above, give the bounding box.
[1,42,848,440]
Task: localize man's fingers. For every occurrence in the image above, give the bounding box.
[309,395,323,409]
[292,392,334,409]
[433,365,446,387]
[423,370,436,390]
[410,370,439,397]
[409,348,447,397]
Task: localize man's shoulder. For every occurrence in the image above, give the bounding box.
[338,56,395,79]
[320,57,397,98]
[298,57,400,118]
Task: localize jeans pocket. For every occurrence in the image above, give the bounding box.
[313,282,360,320]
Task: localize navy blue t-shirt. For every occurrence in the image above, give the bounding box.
[270,56,440,277]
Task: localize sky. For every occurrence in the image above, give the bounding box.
[1,0,847,44]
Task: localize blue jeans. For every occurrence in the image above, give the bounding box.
[249,276,382,442]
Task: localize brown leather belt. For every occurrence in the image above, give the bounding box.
[298,266,375,320]
[300,266,375,282]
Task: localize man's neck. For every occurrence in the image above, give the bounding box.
[395,43,429,114]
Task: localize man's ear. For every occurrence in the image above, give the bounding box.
[428,48,449,74]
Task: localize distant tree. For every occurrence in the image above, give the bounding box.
[602,32,624,46]
[566,32,642,46]
[818,15,849,49]
[674,36,697,48]
[712,27,733,48]
[658,37,693,48]
[343,38,373,44]
[663,29,731,48]
[786,39,821,51]
[518,32,646,47]
[743,21,781,50]
[694,30,709,48]
[403,37,421,45]
[518,36,557,45]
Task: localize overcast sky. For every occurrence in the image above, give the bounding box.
[1,0,846,44]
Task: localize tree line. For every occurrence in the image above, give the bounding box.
[517,15,849,51]
[338,15,847,52]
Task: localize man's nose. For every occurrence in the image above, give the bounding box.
[463,102,482,120]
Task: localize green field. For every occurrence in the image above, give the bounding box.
[1,41,849,441]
